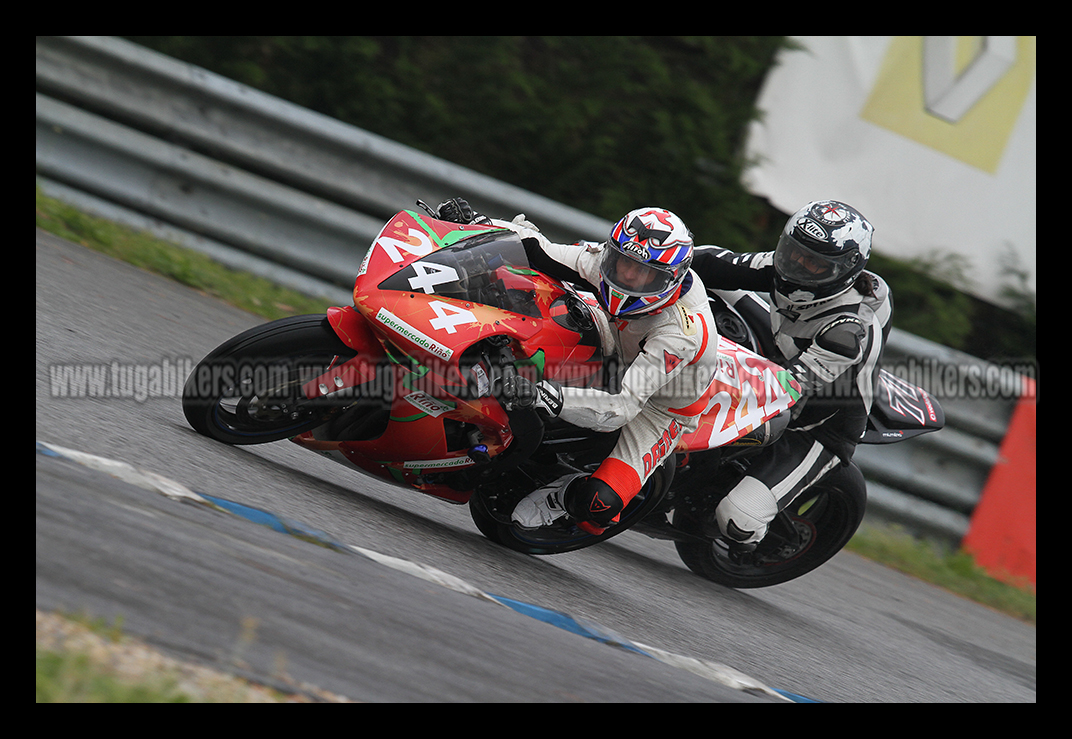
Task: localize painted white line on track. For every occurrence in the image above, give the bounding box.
[37,439,812,702]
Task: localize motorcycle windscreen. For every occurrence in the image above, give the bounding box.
[376,230,543,318]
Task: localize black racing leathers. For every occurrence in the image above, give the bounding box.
[691,245,892,464]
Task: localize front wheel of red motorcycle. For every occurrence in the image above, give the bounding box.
[469,459,673,555]
[182,314,358,445]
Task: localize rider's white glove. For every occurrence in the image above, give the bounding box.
[510,214,541,232]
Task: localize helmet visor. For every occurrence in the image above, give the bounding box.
[601,246,679,297]
[774,233,859,287]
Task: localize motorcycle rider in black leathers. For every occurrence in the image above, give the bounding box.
[690,200,891,550]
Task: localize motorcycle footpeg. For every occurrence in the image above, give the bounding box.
[725,539,758,565]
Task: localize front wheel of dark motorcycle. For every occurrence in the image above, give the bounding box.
[469,460,673,555]
[182,314,358,445]
[673,463,867,589]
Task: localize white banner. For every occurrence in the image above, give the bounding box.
[744,36,1035,308]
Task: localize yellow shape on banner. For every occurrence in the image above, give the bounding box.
[860,36,1035,174]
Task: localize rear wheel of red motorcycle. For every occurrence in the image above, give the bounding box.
[673,463,867,589]
[182,314,358,445]
[469,460,673,555]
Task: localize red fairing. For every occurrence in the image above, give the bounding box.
[290,211,609,503]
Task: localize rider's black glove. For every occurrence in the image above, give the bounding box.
[436,197,478,224]
[501,376,563,419]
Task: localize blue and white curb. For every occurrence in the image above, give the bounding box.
[37,440,817,703]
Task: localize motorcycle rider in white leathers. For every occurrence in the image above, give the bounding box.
[436,199,722,535]
[690,200,891,551]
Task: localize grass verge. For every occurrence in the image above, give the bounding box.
[36,610,349,702]
[35,185,335,320]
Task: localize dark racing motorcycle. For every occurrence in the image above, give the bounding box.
[647,289,945,588]
[182,206,944,589]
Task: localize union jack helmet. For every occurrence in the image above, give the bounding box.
[599,208,694,317]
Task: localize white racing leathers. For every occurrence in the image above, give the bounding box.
[691,245,892,544]
[497,218,721,501]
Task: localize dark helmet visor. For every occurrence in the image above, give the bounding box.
[774,233,860,288]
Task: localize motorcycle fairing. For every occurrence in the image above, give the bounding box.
[291,212,611,500]
[355,211,606,387]
[860,368,945,443]
[676,336,802,453]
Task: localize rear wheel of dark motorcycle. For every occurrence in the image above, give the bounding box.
[469,459,673,555]
[673,463,867,589]
[182,314,358,445]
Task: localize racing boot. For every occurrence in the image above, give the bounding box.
[511,473,585,529]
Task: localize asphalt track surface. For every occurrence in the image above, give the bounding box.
[36,229,1036,702]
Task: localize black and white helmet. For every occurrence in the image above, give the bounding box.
[773,200,873,304]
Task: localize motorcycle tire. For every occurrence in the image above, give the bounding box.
[673,462,867,589]
[183,314,358,445]
[469,458,673,555]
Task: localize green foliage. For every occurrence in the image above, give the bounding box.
[869,252,977,349]
[126,35,786,252]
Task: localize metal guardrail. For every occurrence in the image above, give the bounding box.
[36,35,1019,545]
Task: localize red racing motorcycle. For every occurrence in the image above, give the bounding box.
[183,207,943,588]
